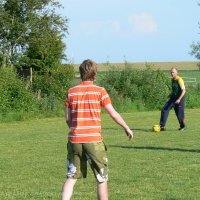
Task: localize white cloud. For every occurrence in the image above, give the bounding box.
[128,13,157,33]
[111,20,121,33]
[79,20,121,35]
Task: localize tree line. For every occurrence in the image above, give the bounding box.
[0,0,200,121]
[0,0,75,121]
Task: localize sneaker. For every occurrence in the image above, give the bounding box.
[160,126,166,131]
[178,126,186,131]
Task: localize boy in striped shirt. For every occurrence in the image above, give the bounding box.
[61,59,133,200]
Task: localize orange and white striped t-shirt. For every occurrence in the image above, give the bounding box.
[65,81,111,143]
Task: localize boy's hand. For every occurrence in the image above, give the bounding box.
[125,128,133,140]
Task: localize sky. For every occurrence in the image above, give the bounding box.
[57,0,200,64]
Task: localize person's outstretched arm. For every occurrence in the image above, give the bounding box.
[104,103,133,140]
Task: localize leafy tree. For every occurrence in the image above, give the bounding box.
[0,0,68,70]
[190,1,200,69]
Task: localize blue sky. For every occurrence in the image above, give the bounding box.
[58,0,200,64]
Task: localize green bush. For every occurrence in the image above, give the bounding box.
[98,65,171,111]
[1,62,200,121]
[139,67,170,109]
[31,64,75,112]
[185,84,200,108]
[32,64,75,99]
[0,68,38,113]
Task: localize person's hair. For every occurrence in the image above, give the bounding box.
[171,67,178,72]
[79,59,97,81]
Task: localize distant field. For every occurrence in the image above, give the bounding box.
[179,70,200,84]
[74,61,200,86]
[74,61,200,84]
[74,61,199,71]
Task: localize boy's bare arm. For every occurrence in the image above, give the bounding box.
[104,104,133,140]
[65,107,72,128]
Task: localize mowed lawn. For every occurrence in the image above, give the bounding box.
[0,109,200,200]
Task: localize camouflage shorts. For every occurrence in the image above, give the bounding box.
[66,142,108,182]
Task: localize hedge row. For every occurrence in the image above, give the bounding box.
[0,64,75,118]
[1,64,200,121]
[97,65,200,112]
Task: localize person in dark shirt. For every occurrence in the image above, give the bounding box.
[160,68,186,131]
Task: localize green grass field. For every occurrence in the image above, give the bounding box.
[1,109,200,200]
[179,70,200,84]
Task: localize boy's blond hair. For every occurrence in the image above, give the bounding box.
[79,59,97,81]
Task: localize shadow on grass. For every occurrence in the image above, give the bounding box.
[104,127,152,132]
[109,145,200,153]
[104,127,182,132]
